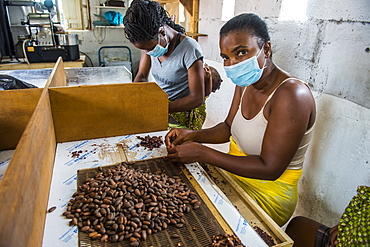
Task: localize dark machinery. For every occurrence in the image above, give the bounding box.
[21,13,80,63]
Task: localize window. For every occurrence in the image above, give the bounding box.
[221,0,235,22]
[279,0,308,22]
[57,0,91,30]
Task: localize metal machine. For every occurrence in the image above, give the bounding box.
[22,13,80,63]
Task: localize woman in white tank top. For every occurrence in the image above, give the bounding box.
[165,13,316,226]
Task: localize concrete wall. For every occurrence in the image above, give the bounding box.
[198,0,370,227]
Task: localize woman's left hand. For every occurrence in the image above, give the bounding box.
[166,141,204,164]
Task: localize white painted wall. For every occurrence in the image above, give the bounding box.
[198,0,370,227]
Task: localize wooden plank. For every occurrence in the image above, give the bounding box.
[189,0,199,34]
[0,57,85,70]
[158,0,178,4]
[165,2,179,22]
[49,82,168,143]
[45,57,67,88]
[0,88,43,150]
[180,0,193,14]
[0,57,65,151]
[182,166,234,235]
[0,88,56,247]
[179,0,199,38]
[186,32,208,37]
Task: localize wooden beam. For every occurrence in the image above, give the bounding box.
[189,0,199,35]
[45,57,67,88]
[0,87,56,247]
[0,57,85,70]
[158,0,178,3]
[179,0,193,15]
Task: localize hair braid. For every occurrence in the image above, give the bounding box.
[124,0,185,43]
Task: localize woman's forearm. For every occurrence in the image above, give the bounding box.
[193,122,231,144]
[201,147,279,180]
[169,94,204,113]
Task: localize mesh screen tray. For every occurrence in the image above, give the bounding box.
[77,157,227,247]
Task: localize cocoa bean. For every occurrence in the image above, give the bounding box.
[48,206,56,213]
[111,234,119,242]
[100,234,108,242]
[130,241,140,247]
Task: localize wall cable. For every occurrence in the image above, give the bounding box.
[22,39,32,69]
[79,51,93,67]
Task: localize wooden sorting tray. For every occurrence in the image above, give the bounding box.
[76,158,232,247]
[201,164,293,247]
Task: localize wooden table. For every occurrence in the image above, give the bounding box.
[0,56,85,70]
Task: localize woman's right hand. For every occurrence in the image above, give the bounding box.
[329,225,339,246]
[203,63,211,83]
[203,63,212,97]
[165,128,196,148]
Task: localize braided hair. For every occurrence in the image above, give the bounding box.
[124,0,185,43]
[220,13,270,49]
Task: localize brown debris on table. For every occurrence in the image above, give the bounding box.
[211,233,245,247]
[136,135,164,150]
[253,225,276,246]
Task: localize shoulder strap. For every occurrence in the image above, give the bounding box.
[239,77,304,107]
[264,77,297,105]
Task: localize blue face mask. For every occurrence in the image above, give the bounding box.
[144,35,169,57]
[224,48,266,87]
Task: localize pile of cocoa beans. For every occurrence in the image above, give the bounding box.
[62,163,201,246]
[136,135,164,150]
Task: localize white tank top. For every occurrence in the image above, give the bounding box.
[230,78,314,170]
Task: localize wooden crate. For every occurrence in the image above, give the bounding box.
[0,58,293,247]
[0,58,168,247]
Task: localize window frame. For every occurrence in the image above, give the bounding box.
[56,0,91,30]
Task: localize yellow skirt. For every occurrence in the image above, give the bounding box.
[228,137,302,226]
